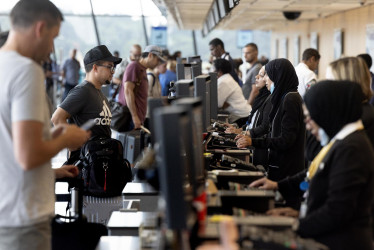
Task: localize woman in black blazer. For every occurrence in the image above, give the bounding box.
[300,81,374,250]
[237,58,305,182]
[255,81,374,250]
[225,65,272,166]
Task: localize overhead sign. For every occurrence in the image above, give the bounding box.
[150,26,167,48]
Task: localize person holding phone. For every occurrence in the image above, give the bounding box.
[0,1,90,249]
[51,45,122,164]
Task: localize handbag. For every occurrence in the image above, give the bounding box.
[110,100,132,132]
[109,83,132,132]
[110,70,142,132]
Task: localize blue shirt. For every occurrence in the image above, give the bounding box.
[62,58,80,85]
[159,70,177,96]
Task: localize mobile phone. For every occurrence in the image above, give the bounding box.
[80,119,96,131]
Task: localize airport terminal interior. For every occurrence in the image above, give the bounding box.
[2,0,374,249]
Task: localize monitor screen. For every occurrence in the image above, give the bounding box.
[209,72,218,120]
[184,66,192,80]
[194,75,211,130]
[176,63,193,81]
[175,79,194,97]
[172,98,205,197]
[148,97,169,145]
[188,56,201,64]
[153,105,194,230]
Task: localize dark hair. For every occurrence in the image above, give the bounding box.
[10,0,63,29]
[141,52,149,58]
[233,58,243,70]
[214,58,231,75]
[209,38,224,50]
[302,48,320,61]
[113,50,119,57]
[85,60,104,73]
[0,31,9,47]
[244,43,258,51]
[162,49,170,58]
[357,53,373,69]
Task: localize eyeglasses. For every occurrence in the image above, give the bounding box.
[96,64,115,73]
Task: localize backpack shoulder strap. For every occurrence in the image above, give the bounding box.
[147,72,156,87]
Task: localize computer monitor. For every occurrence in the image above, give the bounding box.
[187,56,202,76]
[194,73,218,130]
[177,63,201,81]
[176,57,187,64]
[175,79,194,97]
[153,105,194,230]
[194,75,211,130]
[148,97,170,145]
[209,72,218,121]
[194,75,209,130]
[172,97,205,197]
[177,63,191,81]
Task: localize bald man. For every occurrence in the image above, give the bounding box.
[113,44,142,85]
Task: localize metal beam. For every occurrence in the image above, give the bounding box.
[140,0,149,45]
[89,0,101,46]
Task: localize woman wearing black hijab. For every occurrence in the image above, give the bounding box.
[237,58,305,181]
[252,81,374,250]
[226,65,272,166]
[299,81,374,250]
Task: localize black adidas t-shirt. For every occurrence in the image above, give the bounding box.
[60,81,111,138]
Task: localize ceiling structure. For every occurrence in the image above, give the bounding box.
[153,0,374,31]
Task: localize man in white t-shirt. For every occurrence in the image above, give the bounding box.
[214,59,252,123]
[0,1,90,250]
[295,48,320,98]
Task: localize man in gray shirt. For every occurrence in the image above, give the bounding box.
[52,45,122,164]
[242,43,262,103]
[62,48,80,101]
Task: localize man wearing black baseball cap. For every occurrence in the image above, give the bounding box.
[52,45,122,164]
[117,45,166,131]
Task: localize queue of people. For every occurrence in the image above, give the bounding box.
[2,1,374,250]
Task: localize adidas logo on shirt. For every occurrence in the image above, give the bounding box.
[95,100,112,126]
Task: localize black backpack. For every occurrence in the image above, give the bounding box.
[78,137,132,197]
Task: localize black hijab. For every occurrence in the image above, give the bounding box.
[265,58,299,122]
[247,83,271,124]
[304,80,363,139]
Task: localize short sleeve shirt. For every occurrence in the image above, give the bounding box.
[295,62,317,98]
[118,61,148,123]
[218,73,252,118]
[242,62,262,99]
[63,58,80,85]
[59,81,111,138]
[0,51,54,227]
